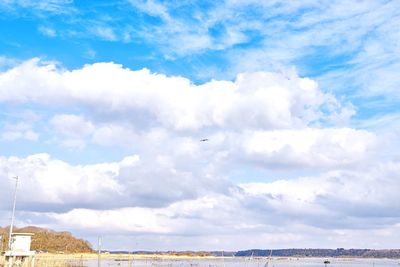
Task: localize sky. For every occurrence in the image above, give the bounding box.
[0,0,400,251]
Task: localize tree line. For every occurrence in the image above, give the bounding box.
[0,226,93,253]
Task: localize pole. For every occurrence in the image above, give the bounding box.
[8,176,18,250]
[98,236,102,267]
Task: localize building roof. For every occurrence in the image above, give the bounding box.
[11,233,34,236]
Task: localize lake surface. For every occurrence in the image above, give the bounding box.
[81,257,400,267]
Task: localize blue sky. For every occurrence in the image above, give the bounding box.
[1,0,400,250]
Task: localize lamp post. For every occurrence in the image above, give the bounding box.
[98,235,102,267]
[8,176,19,251]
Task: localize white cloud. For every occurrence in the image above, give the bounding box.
[1,122,39,141]
[1,130,38,141]
[128,0,170,21]
[48,114,94,148]
[241,162,400,226]
[0,58,394,250]
[0,0,75,14]
[0,59,351,131]
[89,26,117,41]
[0,152,232,211]
[38,25,56,37]
[50,114,94,138]
[0,0,399,251]
[241,128,377,168]
[0,153,126,208]
[11,160,398,250]
[127,0,260,55]
[223,0,400,101]
[78,123,378,172]
[91,124,140,147]
[2,153,399,228]
[0,59,380,172]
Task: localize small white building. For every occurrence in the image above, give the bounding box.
[4,233,35,267]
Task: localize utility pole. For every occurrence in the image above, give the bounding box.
[98,235,102,267]
[8,176,19,251]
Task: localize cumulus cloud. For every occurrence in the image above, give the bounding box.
[1,122,39,141]
[3,153,399,230]
[0,153,233,212]
[0,59,351,131]
[0,59,377,172]
[49,114,94,148]
[0,0,398,251]
[0,58,393,249]
[241,162,400,229]
[240,128,377,168]
[0,153,126,210]
[9,160,398,250]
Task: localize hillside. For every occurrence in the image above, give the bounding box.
[235,248,400,258]
[0,226,93,253]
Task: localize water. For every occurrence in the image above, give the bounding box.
[80,257,400,267]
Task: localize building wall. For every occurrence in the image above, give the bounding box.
[11,235,32,252]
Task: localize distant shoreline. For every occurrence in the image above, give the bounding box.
[33,253,400,260]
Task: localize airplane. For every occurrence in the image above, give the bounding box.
[199,138,209,142]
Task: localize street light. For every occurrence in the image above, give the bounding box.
[8,176,19,251]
